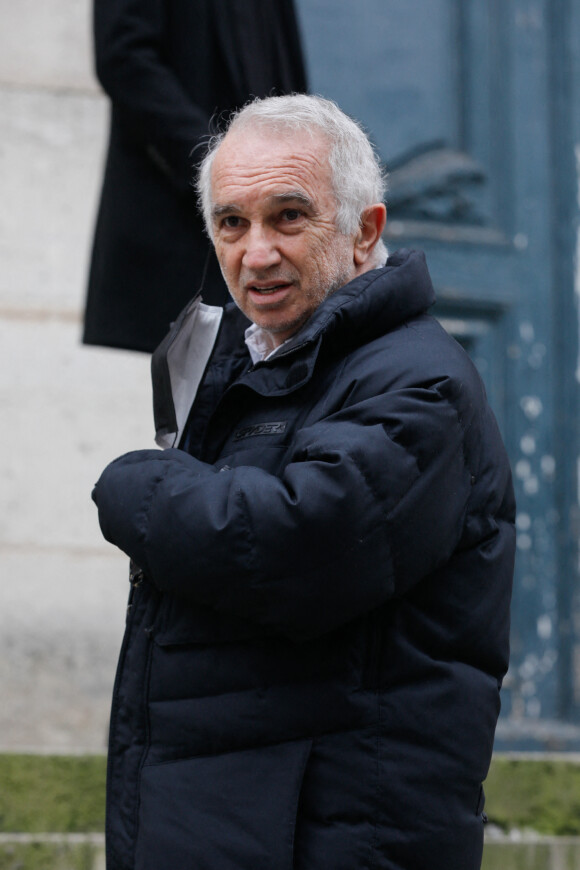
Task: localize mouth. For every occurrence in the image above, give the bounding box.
[248,282,292,295]
[244,281,295,308]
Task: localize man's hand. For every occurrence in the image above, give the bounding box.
[92,448,200,571]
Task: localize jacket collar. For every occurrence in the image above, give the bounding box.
[234,248,436,393]
[270,248,435,357]
[152,249,435,445]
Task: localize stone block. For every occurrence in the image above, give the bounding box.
[0,0,96,91]
[0,86,107,314]
[483,837,580,870]
[0,836,105,870]
[0,317,153,749]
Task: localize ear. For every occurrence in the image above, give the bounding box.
[353,204,387,268]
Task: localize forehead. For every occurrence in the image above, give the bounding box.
[210,127,334,209]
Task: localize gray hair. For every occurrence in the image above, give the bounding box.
[197,94,388,264]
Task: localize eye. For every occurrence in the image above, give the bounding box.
[281,209,302,222]
[222,215,241,229]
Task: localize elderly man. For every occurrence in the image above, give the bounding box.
[93,94,515,870]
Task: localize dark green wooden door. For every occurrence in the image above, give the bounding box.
[296,0,580,747]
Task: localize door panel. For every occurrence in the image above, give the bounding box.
[296,0,580,744]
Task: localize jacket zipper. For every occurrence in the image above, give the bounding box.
[367,609,383,690]
[127,561,145,617]
[105,561,144,868]
[106,561,159,869]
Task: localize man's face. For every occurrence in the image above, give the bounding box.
[210,128,357,347]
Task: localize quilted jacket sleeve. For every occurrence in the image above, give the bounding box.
[92,381,481,640]
[94,0,210,192]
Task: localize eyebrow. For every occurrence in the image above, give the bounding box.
[270,191,316,210]
[211,190,318,221]
[212,203,241,220]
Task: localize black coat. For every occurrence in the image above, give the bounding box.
[93,250,515,869]
[83,0,307,352]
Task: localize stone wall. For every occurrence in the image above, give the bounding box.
[0,0,153,751]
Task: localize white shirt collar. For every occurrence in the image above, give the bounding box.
[244,323,293,364]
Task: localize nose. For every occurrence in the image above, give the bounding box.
[242,224,282,271]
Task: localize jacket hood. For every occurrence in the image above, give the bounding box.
[152,248,436,447]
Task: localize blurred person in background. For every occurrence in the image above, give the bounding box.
[83,0,307,353]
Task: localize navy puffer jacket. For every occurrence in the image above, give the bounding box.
[93,249,515,870]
